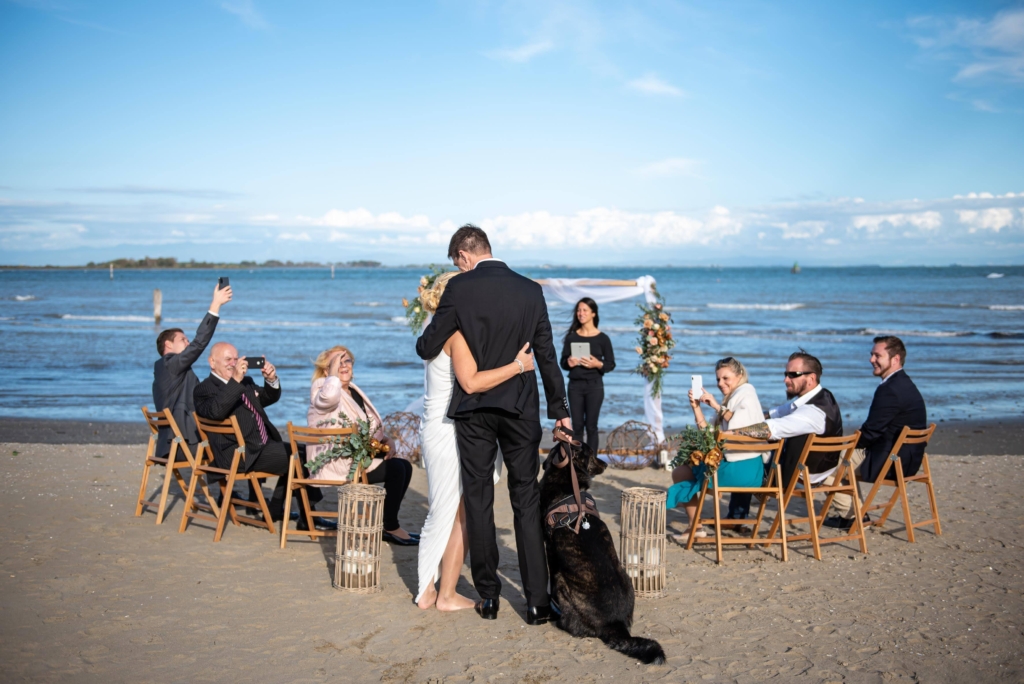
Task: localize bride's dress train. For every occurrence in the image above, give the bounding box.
[416,351,500,603]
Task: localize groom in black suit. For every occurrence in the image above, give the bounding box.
[416,225,571,624]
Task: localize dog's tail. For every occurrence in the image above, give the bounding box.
[600,621,665,665]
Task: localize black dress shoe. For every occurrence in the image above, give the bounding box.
[382,531,419,546]
[822,515,853,530]
[526,605,553,626]
[475,598,499,620]
[296,517,336,532]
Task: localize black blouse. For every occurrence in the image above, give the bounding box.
[560,331,616,383]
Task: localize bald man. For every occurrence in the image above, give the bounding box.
[193,342,290,521]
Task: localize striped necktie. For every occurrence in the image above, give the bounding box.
[240,391,268,445]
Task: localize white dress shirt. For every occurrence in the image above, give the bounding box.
[765,383,826,440]
[473,257,504,269]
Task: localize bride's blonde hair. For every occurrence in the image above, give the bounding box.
[420,271,458,313]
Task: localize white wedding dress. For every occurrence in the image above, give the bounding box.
[416,351,501,603]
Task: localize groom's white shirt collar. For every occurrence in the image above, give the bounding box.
[473,257,504,269]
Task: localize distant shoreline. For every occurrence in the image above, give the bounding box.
[2,262,1021,271]
[2,415,1021,455]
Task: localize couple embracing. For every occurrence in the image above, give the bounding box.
[414,224,571,624]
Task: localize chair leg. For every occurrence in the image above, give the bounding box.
[848,469,869,554]
[923,455,942,535]
[776,465,788,562]
[213,457,240,542]
[801,467,822,561]
[135,459,152,517]
[178,467,201,534]
[685,479,709,551]
[876,484,901,528]
[894,460,916,543]
[298,484,316,541]
[280,458,298,549]
[155,445,179,525]
[712,475,723,565]
[250,475,275,535]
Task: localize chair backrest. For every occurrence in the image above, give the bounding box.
[890,423,936,452]
[142,406,176,436]
[718,434,784,466]
[286,422,356,455]
[784,431,861,499]
[193,412,246,463]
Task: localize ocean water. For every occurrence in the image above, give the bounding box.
[1,265,1022,432]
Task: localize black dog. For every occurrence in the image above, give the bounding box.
[540,436,665,665]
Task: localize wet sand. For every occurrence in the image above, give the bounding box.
[1,440,1022,682]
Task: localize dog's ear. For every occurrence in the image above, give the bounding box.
[587,447,607,476]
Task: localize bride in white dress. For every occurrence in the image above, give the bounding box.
[416,272,535,610]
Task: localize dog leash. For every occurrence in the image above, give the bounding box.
[548,425,598,535]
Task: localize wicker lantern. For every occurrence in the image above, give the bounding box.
[603,420,660,470]
[334,483,386,593]
[619,487,667,599]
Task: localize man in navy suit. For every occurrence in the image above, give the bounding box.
[823,335,927,530]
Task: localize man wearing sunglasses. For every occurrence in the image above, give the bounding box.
[723,350,843,497]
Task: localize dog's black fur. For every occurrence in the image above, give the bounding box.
[540,441,666,665]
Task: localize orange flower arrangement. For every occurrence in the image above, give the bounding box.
[632,286,675,397]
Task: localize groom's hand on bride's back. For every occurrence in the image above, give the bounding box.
[515,343,536,373]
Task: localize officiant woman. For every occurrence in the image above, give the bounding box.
[560,298,615,453]
[307,345,418,545]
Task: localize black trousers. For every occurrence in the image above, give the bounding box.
[219,439,290,516]
[568,379,604,454]
[455,409,548,608]
[366,458,413,532]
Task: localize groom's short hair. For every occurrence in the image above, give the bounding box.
[448,224,491,261]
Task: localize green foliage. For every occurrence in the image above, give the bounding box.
[404,264,453,334]
[669,424,721,469]
[306,414,388,480]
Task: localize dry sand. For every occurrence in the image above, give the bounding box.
[1,442,1022,683]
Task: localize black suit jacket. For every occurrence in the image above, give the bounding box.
[151,312,219,458]
[193,374,283,471]
[857,370,928,482]
[415,261,569,422]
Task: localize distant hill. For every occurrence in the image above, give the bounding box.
[1,257,383,269]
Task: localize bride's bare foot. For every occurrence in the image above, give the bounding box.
[417,585,437,610]
[435,592,476,612]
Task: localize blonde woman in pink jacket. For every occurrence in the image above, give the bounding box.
[308,345,417,545]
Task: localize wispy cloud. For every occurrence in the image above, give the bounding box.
[909,8,1024,84]
[627,73,684,96]
[220,0,269,30]
[485,40,554,63]
[632,157,700,178]
[62,185,243,200]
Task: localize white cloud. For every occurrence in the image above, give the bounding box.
[633,157,700,177]
[910,8,1024,84]
[627,74,683,96]
[309,208,431,231]
[277,232,311,241]
[777,220,826,240]
[851,211,942,233]
[221,0,269,30]
[957,208,1016,232]
[485,40,554,63]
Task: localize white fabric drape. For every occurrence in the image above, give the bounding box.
[541,275,663,443]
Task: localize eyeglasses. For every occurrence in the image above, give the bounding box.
[338,358,354,366]
[783,371,812,379]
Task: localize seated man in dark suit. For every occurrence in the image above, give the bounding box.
[193,342,290,522]
[823,335,927,530]
[152,281,232,460]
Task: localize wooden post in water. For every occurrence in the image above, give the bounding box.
[331,263,335,279]
[153,289,162,325]
[109,264,114,280]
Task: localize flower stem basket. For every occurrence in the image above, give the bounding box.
[619,487,667,599]
[333,483,386,593]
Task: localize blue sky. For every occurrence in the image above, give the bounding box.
[1,0,1023,266]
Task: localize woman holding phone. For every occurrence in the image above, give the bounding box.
[560,297,615,454]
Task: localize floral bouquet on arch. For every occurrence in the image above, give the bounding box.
[631,286,675,398]
[669,425,724,480]
[403,264,453,334]
[307,414,390,481]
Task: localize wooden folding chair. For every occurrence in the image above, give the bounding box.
[279,422,368,549]
[763,432,867,561]
[688,436,790,565]
[860,424,940,543]
[135,407,198,524]
[178,413,279,542]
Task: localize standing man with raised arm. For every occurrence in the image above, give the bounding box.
[416,224,571,625]
[152,282,232,460]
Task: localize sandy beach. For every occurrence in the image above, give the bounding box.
[2,435,1023,683]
